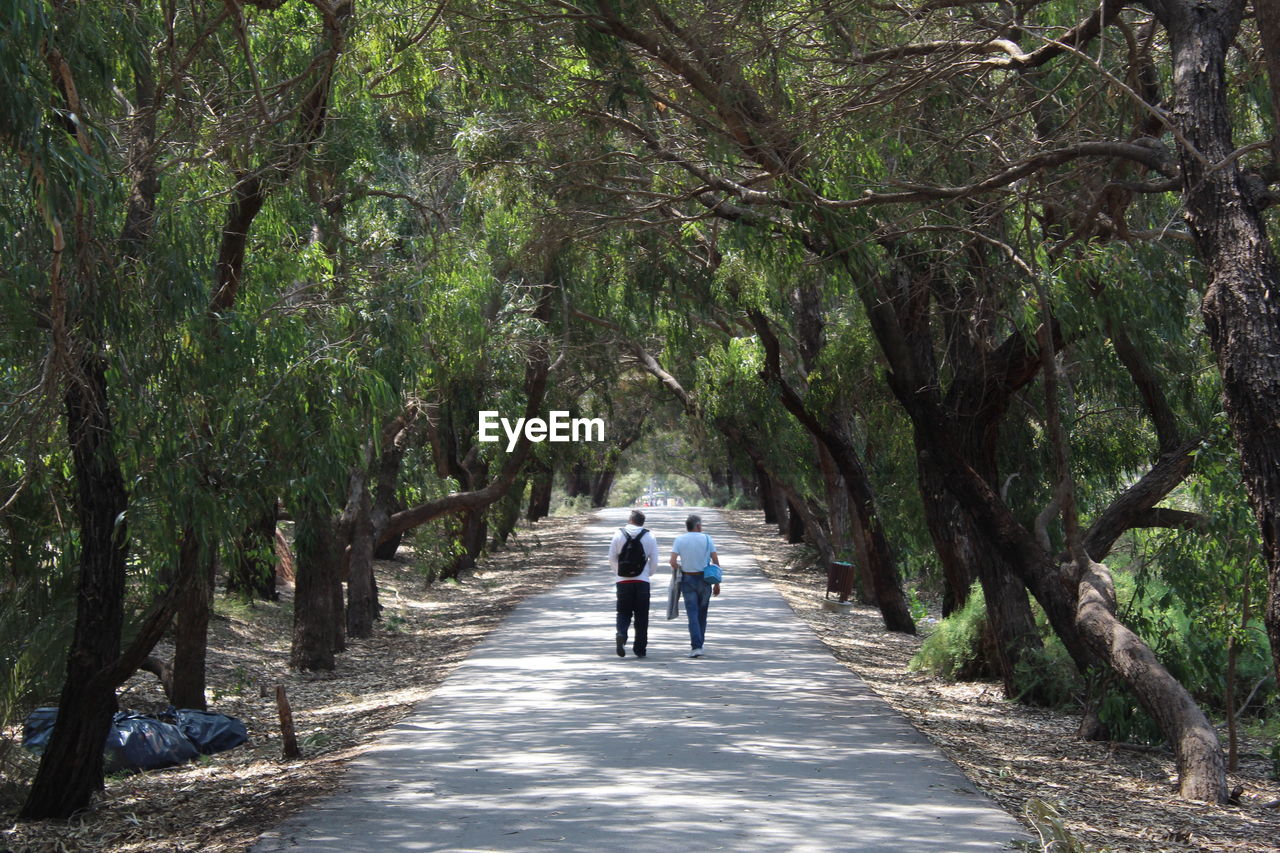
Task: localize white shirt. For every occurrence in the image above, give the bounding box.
[608,524,659,582]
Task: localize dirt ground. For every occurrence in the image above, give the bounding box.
[720,509,1280,853]
[4,509,1280,852]
[0,514,587,853]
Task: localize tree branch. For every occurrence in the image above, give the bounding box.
[1081,437,1202,561]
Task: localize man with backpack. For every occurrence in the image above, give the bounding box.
[608,509,659,658]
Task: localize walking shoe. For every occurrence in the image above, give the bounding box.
[689,648,704,658]
[616,638,626,657]
[634,649,647,659]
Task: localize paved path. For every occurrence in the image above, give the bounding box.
[253,507,1027,851]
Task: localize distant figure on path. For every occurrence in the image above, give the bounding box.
[609,509,658,658]
[670,514,721,658]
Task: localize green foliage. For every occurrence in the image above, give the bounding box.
[1,4,1277,817]
[911,583,991,682]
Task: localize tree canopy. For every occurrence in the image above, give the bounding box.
[4,0,1280,815]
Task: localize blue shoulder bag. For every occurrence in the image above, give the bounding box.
[701,534,723,583]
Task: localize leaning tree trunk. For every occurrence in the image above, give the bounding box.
[1151,0,1280,696]
[752,310,916,633]
[1076,560,1227,801]
[21,355,130,819]
[910,395,1226,800]
[816,443,854,559]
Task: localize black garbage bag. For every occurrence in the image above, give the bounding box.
[21,707,59,755]
[164,707,248,755]
[104,712,200,772]
[22,706,244,771]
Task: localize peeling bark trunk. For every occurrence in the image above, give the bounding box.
[1149,0,1280,700]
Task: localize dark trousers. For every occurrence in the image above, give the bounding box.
[615,581,651,652]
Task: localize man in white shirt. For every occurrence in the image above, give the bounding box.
[608,509,659,658]
[670,513,721,657]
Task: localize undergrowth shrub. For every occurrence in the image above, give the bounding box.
[910,583,997,682]
[912,567,1277,746]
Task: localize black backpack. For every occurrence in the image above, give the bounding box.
[617,528,648,577]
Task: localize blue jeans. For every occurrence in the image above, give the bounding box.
[681,574,713,649]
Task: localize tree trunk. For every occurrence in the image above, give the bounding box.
[917,434,1044,696]
[291,503,342,671]
[590,465,617,508]
[785,499,806,543]
[751,310,916,634]
[527,459,554,521]
[1076,561,1227,801]
[754,465,778,524]
[816,444,853,561]
[566,461,592,498]
[440,509,489,581]
[170,532,215,710]
[345,474,378,640]
[971,542,1045,700]
[908,386,1226,799]
[21,355,130,819]
[492,475,526,546]
[1150,0,1280,700]
[227,502,279,600]
[771,475,790,537]
[915,448,973,615]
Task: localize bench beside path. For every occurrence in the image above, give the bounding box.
[253,507,1027,851]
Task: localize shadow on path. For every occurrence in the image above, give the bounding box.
[253,507,1028,851]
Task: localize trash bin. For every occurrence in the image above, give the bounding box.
[827,560,855,603]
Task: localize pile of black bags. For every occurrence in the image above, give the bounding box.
[22,706,248,772]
